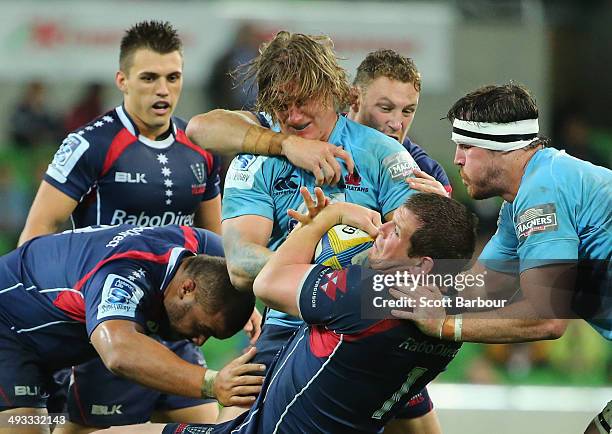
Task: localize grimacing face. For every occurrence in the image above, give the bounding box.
[368,206,421,270]
[116,48,183,139]
[273,93,338,142]
[352,76,419,143]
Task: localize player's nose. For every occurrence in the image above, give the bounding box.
[453,146,465,166]
[379,221,393,238]
[286,104,305,123]
[388,117,402,132]
[156,78,170,96]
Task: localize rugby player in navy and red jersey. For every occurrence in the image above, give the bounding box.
[0,225,264,434]
[347,48,453,433]
[348,49,452,199]
[17,21,262,433]
[96,193,476,434]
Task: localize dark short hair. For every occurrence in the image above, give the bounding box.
[119,21,183,72]
[242,30,351,122]
[404,193,477,275]
[353,49,421,92]
[447,82,549,148]
[182,255,254,339]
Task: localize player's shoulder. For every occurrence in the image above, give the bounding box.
[342,118,409,164]
[69,107,125,145]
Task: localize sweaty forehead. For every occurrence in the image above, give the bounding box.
[394,206,420,236]
[364,77,418,103]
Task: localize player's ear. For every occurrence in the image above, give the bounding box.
[115,70,128,93]
[418,257,434,275]
[348,86,361,113]
[179,278,197,299]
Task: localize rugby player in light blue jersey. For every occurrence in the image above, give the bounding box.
[393,83,611,344]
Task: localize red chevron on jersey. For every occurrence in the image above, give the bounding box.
[320,269,348,301]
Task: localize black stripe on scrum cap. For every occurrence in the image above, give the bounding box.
[452,127,538,143]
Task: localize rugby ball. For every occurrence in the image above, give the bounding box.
[314,224,374,269]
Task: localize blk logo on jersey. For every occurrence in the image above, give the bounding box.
[114,172,147,184]
[91,404,123,416]
[515,203,558,241]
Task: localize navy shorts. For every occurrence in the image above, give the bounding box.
[0,320,60,409]
[162,413,248,434]
[393,387,434,419]
[67,340,215,427]
[252,323,299,368]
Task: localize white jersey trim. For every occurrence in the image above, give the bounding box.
[272,334,344,433]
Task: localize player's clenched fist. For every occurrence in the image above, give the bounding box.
[210,347,266,406]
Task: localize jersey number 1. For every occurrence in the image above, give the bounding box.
[371,367,428,420]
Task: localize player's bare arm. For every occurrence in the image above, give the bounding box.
[221,215,274,291]
[187,109,354,185]
[90,320,264,406]
[255,202,381,316]
[18,181,78,246]
[194,196,222,235]
[391,263,571,342]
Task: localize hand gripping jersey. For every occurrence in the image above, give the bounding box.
[222,114,419,328]
[479,148,612,339]
[0,224,222,371]
[163,265,460,434]
[402,136,452,196]
[44,105,220,228]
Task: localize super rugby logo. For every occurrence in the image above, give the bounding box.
[225,155,266,190]
[47,134,90,183]
[515,203,558,241]
[232,154,258,170]
[97,274,144,320]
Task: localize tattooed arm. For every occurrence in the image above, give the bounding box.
[222,215,274,292]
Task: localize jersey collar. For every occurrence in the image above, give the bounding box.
[160,247,195,293]
[115,104,177,149]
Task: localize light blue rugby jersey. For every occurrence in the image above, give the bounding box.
[222,114,419,327]
[480,148,612,339]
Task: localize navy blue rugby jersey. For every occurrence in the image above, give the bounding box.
[44,105,220,228]
[222,264,461,433]
[0,225,222,371]
[402,136,452,196]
